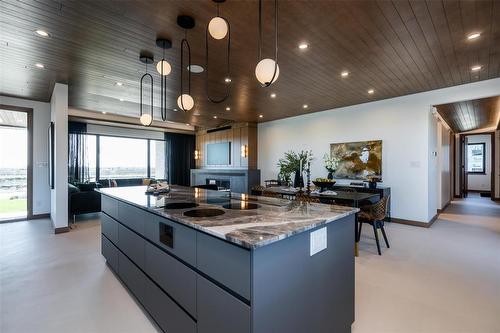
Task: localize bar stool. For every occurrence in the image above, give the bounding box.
[358,196,390,255]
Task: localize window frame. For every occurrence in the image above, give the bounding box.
[466,142,486,175]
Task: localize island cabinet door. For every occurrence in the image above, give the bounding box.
[101,213,119,244]
[117,202,146,235]
[117,224,145,269]
[196,232,251,300]
[118,252,145,301]
[101,235,119,272]
[197,275,251,333]
[101,196,119,220]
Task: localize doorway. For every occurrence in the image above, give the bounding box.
[0,106,33,221]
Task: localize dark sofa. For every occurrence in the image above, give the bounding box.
[68,183,101,223]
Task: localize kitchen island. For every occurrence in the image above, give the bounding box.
[99,185,357,333]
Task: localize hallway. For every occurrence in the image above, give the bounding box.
[1,197,499,333]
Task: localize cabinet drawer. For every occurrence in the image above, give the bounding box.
[144,217,197,266]
[101,213,119,244]
[117,202,146,235]
[117,224,145,269]
[144,274,196,333]
[197,232,251,300]
[101,235,119,272]
[101,196,118,220]
[144,243,197,317]
[197,275,250,333]
[118,252,145,301]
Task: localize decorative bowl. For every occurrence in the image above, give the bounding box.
[312,180,336,192]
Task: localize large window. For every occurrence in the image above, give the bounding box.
[467,143,485,174]
[150,140,166,180]
[100,136,148,179]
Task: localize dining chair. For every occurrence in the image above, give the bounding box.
[358,196,390,255]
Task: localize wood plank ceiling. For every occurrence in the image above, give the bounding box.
[1,0,500,129]
[435,96,500,132]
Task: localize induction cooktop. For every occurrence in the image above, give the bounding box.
[183,208,226,218]
[222,203,261,210]
[161,202,199,210]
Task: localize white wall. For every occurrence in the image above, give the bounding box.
[0,96,51,215]
[496,130,499,199]
[50,83,69,229]
[467,134,491,191]
[258,78,500,223]
[437,120,451,209]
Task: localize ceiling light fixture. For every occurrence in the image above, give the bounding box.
[302,104,308,109]
[467,32,481,40]
[177,15,195,112]
[471,65,482,71]
[35,63,45,69]
[270,93,276,98]
[298,43,308,49]
[139,51,154,126]
[102,112,107,114]
[259,114,263,118]
[119,98,124,102]
[115,82,123,86]
[255,0,279,87]
[35,29,49,37]
[368,89,375,94]
[213,115,218,119]
[187,64,204,73]
[225,106,230,111]
[156,38,173,121]
[341,71,349,77]
[206,0,231,104]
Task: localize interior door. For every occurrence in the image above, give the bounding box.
[461,135,469,198]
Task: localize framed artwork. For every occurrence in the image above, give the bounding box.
[330,140,382,180]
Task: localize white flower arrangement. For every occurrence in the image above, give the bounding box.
[323,153,339,173]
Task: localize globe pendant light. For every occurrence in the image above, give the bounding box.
[177,15,195,111]
[206,0,231,103]
[208,0,228,39]
[255,0,279,87]
[156,38,172,121]
[139,51,154,126]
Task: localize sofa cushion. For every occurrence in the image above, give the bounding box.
[68,183,80,194]
[77,183,98,192]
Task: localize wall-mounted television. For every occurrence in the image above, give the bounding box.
[207,142,231,165]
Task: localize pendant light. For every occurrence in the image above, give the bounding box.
[206,0,231,103]
[139,51,154,126]
[255,0,279,87]
[156,38,172,121]
[177,15,195,112]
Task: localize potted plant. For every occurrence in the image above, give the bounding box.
[323,153,339,180]
[277,150,313,188]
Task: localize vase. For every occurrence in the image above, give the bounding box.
[368,181,377,189]
[327,172,334,180]
[294,170,304,188]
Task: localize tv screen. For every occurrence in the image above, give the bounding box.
[207,142,231,165]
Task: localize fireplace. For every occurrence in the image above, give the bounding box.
[206,179,231,191]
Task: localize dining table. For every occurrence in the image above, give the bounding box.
[257,186,380,256]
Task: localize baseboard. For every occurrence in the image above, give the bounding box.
[437,201,451,214]
[31,213,50,219]
[391,215,437,228]
[493,197,500,202]
[54,226,70,234]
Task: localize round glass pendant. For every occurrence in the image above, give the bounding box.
[177,94,194,111]
[156,60,171,75]
[208,17,228,40]
[255,58,279,85]
[140,113,152,126]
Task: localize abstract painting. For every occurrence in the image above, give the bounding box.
[330,140,382,180]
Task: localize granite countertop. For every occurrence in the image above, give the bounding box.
[98,186,358,249]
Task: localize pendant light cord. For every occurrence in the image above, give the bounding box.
[140,60,153,122]
[160,46,167,121]
[180,29,191,111]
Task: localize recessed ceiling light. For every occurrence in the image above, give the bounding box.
[467,32,481,40]
[119,98,124,102]
[270,93,276,98]
[115,82,123,86]
[225,107,230,111]
[341,71,349,77]
[224,77,232,83]
[298,43,309,49]
[35,29,50,37]
[173,108,178,112]
[213,115,218,119]
[302,104,308,109]
[35,63,45,69]
[368,89,375,94]
[186,123,190,126]
[167,121,174,123]
[259,114,263,118]
[471,65,482,71]
[102,111,107,114]
[187,64,204,73]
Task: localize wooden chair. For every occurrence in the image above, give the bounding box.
[295,193,320,203]
[358,196,390,255]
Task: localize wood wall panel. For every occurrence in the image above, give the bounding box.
[195,123,257,170]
